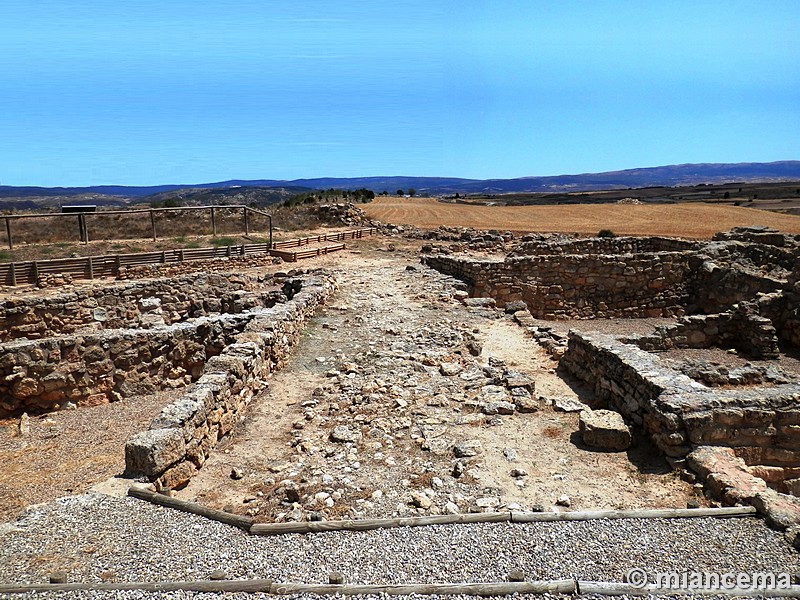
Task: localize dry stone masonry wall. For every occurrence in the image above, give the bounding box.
[0,272,279,342]
[560,330,800,529]
[425,226,800,530]
[124,272,337,490]
[0,271,333,418]
[423,252,693,319]
[423,227,800,321]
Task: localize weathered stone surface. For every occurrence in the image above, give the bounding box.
[330,425,361,443]
[125,428,186,477]
[454,439,482,458]
[752,489,800,530]
[503,370,535,392]
[579,409,632,451]
[551,396,588,412]
[687,446,767,504]
[439,362,463,376]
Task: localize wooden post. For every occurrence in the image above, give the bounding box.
[211,207,216,236]
[5,218,12,249]
[244,207,249,236]
[32,261,39,283]
[87,257,94,279]
[226,245,231,257]
[161,251,166,263]
[150,210,157,241]
[9,262,16,286]
[179,248,184,262]
[115,255,121,276]
[82,214,90,244]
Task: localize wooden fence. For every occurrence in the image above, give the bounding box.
[0,228,375,286]
[1,205,274,248]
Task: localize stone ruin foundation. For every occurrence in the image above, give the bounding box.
[0,268,336,491]
[424,226,800,535]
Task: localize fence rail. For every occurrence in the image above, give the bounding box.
[2,205,274,248]
[0,228,375,286]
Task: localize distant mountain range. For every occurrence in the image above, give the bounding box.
[1,161,799,203]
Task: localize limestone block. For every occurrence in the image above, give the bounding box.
[579,409,632,451]
[125,428,186,478]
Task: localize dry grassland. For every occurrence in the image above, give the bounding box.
[364,197,800,238]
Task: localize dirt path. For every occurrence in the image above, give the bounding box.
[0,391,178,522]
[178,249,700,521]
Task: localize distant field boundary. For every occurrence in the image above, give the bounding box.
[364,198,800,239]
[0,228,375,286]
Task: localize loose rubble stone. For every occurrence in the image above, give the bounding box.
[439,362,463,376]
[579,409,632,451]
[453,439,483,458]
[551,396,589,412]
[330,425,361,444]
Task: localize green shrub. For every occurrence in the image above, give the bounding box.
[597,229,616,238]
[211,236,236,247]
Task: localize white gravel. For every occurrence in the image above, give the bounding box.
[0,494,796,599]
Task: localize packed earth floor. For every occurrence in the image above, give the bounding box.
[0,240,797,598]
[177,251,699,520]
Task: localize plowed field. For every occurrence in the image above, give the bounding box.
[364,197,800,238]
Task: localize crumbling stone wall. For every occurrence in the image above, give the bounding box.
[511,236,700,257]
[688,256,785,314]
[0,274,332,418]
[124,273,337,489]
[0,272,278,342]
[424,229,800,341]
[561,331,800,491]
[626,306,780,359]
[423,252,692,319]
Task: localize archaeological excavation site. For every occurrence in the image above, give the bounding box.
[0,221,798,594]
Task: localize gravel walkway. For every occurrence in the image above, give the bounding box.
[0,494,796,599]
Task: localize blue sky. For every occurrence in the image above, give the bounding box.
[1,1,798,186]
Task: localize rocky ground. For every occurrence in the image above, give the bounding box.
[176,248,700,522]
[0,239,797,598]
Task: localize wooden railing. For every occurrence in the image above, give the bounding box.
[1,205,274,248]
[0,228,376,286]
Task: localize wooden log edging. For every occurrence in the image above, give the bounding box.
[0,579,275,595]
[510,505,757,523]
[579,581,800,598]
[4,579,797,597]
[250,511,511,536]
[270,580,576,596]
[127,486,254,531]
[0,579,574,596]
[126,485,757,537]
[249,505,757,536]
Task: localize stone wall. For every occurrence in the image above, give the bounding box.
[0,318,230,416]
[560,331,800,493]
[0,272,280,342]
[424,231,800,346]
[626,306,780,359]
[0,274,331,418]
[688,257,785,314]
[124,273,337,490]
[422,253,692,319]
[511,236,700,257]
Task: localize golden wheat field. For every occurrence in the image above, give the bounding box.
[363,197,800,239]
